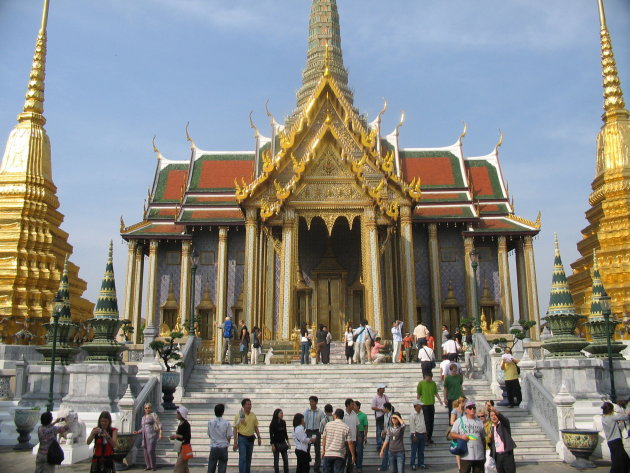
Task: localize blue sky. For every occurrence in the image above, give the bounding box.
[0,0,628,317]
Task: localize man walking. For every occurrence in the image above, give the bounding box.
[442,333,460,362]
[217,315,234,364]
[305,396,326,473]
[391,320,403,363]
[208,403,231,473]
[371,384,389,451]
[316,325,327,364]
[501,349,522,408]
[343,399,359,473]
[322,409,355,473]
[413,321,429,353]
[416,373,441,444]
[417,342,435,378]
[323,326,332,364]
[449,401,485,473]
[409,400,427,470]
[233,398,261,473]
[353,322,367,364]
[488,409,517,473]
[354,401,369,473]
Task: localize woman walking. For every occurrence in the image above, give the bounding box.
[133,403,162,471]
[251,327,262,365]
[300,323,311,365]
[35,411,68,473]
[344,323,355,364]
[293,413,313,473]
[601,401,630,473]
[380,413,407,473]
[170,406,192,473]
[270,409,290,473]
[87,411,118,473]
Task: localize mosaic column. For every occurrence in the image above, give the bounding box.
[243,208,258,329]
[515,238,529,326]
[132,243,145,343]
[428,224,442,332]
[141,240,159,362]
[463,236,475,323]
[179,240,192,330]
[400,205,417,330]
[264,236,276,335]
[523,235,540,340]
[497,236,514,327]
[215,227,229,364]
[363,208,384,336]
[122,240,137,323]
[279,209,297,340]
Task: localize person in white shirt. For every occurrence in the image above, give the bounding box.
[343,399,359,473]
[208,403,232,473]
[413,323,430,351]
[417,344,435,378]
[442,334,460,362]
[391,320,403,363]
[440,360,462,381]
[409,401,427,470]
[293,413,314,473]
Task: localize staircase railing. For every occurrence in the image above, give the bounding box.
[181,336,200,388]
[522,372,560,443]
[132,376,162,430]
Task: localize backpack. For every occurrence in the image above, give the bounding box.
[223,320,234,339]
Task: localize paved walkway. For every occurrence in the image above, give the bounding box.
[0,447,612,473]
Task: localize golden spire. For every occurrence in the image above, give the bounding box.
[597,0,627,120]
[19,0,50,125]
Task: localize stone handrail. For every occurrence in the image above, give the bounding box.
[522,372,559,443]
[181,336,200,388]
[132,376,162,431]
[474,332,493,381]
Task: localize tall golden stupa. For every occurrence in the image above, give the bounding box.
[0,0,93,344]
[568,0,630,336]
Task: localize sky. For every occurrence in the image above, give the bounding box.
[0,0,628,317]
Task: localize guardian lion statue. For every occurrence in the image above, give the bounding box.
[56,408,86,445]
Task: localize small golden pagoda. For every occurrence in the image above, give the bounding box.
[568,0,630,339]
[0,0,93,344]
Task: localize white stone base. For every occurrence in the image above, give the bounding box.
[32,442,92,465]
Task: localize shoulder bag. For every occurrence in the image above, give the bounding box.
[449,418,469,456]
[181,443,194,460]
[47,438,65,465]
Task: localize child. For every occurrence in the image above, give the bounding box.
[403,333,414,363]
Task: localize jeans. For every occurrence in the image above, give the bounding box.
[222,338,232,363]
[355,431,365,468]
[422,405,435,442]
[208,446,228,473]
[306,429,321,470]
[322,456,346,473]
[389,451,405,473]
[409,433,426,467]
[375,416,385,449]
[380,445,389,471]
[301,342,310,364]
[240,344,249,364]
[237,435,254,473]
[273,446,289,473]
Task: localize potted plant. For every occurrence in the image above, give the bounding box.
[120,321,134,343]
[490,319,536,352]
[149,331,184,410]
[13,406,41,450]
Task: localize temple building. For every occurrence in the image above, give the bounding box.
[568,0,630,338]
[0,0,93,345]
[121,0,541,344]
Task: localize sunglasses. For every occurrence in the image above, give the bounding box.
[466,406,476,410]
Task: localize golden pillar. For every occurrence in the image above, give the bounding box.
[463,236,475,324]
[243,208,258,329]
[399,205,417,330]
[179,240,192,330]
[132,243,145,343]
[144,240,159,329]
[515,238,529,326]
[215,227,229,364]
[428,224,442,334]
[497,236,514,327]
[122,240,137,324]
[523,235,541,340]
[362,208,383,336]
[279,209,297,339]
[264,235,276,335]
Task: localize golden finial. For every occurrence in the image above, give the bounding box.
[120,216,125,232]
[395,111,406,136]
[535,211,542,229]
[459,122,468,141]
[324,42,330,77]
[249,111,260,137]
[496,130,504,149]
[152,135,165,161]
[185,122,196,149]
[377,99,388,123]
[19,0,51,124]
[597,0,627,118]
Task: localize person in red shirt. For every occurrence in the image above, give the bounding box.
[87,411,118,473]
[426,332,435,350]
[371,337,387,363]
[402,333,414,363]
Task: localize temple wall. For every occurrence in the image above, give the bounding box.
[438,227,467,318]
[412,226,430,322]
[193,231,218,306]
[227,230,245,315]
[155,241,182,325]
[477,243,501,319]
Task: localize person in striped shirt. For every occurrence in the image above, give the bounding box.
[322,409,355,473]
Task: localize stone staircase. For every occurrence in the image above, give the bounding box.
[144,363,559,467]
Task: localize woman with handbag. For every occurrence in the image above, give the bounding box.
[170,406,192,473]
[87,411,118,473]
[270,409,291,473]
[344,324,355,364]
[293,413,313,473]
[35,411,68,473]
[133,402,162,471]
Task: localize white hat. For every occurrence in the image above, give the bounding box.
[413,400,424,406]
[377,384,387,389]
[176,406,189,420]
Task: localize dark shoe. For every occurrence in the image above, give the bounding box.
[411,466,417,470]
[420,465,428,469]
[429,439,435,444]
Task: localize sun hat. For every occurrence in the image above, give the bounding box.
[377,383,387,389]
[176,406,189,420]
[413,400,423,406]
[465,400,476,408]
